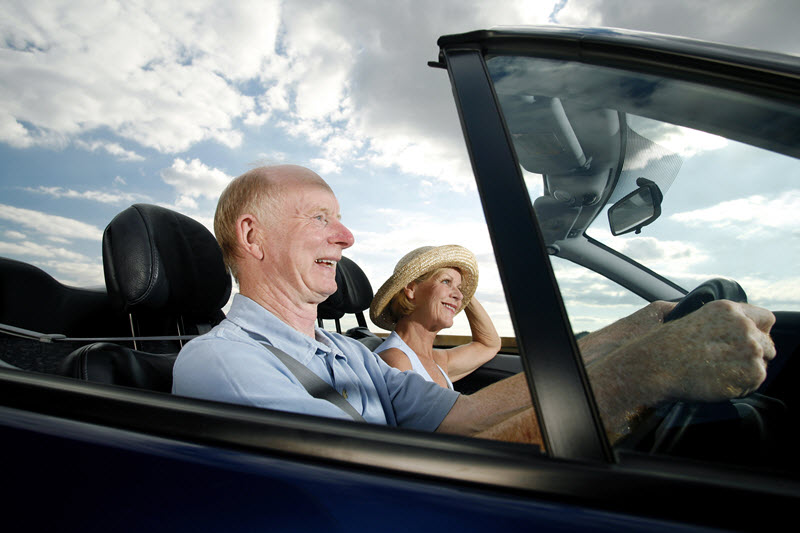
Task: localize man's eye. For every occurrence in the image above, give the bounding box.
[442,279,450,285]
[314,215,327,224]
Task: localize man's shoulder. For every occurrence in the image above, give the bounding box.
[176,319,263,366]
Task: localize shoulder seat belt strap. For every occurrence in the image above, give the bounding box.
[259,342,366,423]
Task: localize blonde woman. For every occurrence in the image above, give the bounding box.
[370,245,501,389]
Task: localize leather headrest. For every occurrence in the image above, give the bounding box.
[318,256,374,319]
[103,204,231,315]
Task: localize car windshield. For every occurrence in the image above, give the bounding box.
[588,115,800,314]
[487,55,800,333]
[486,51,800,470]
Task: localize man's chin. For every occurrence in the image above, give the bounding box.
[311,283,338,303]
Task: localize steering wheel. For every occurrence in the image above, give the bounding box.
[616,279,786,465]
[663,277,747,323]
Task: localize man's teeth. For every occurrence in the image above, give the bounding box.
[316,259,337,267]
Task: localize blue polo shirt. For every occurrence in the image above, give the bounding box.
[173,294,460,430]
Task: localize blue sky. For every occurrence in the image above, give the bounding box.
[1,0,799,336]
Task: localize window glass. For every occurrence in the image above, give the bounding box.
[488,54,800,471]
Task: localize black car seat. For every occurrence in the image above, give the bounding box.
[102,203,231,353]
[317,256,384,351]
[58,203,231,391]
[0,256,130,372]
[61,342,177,393]
[0,256,128,337]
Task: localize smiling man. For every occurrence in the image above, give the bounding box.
[173,165,776,446]
[173,165,463,430]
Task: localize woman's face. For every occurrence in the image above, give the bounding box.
[406,267,464,331]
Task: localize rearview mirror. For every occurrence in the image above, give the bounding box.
[608,178,663,236]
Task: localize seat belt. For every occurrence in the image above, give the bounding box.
[259,342,366,423]
[0,322,197,343]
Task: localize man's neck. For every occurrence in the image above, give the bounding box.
[241,283,318,338]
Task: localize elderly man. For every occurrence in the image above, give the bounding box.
[173,165,776,445]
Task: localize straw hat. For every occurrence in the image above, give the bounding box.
[370,245,479,331]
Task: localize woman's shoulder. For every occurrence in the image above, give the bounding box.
[374,331,402,352]
[376,345,414,371]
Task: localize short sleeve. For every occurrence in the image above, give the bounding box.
[381,360,460,431]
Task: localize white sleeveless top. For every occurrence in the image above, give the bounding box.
[374,331,454,390]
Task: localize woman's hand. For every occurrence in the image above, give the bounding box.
[440,297,502,381]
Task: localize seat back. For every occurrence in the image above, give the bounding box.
[317,256,382,349]
[0,256,128,337]
[59,342,177,393]
[46,204,229,389]
[0,256,130,373]
[102,204,232,352]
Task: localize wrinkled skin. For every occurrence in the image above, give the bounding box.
[440,299,776,445]
[587,300,776,440]
[645,300,775,401]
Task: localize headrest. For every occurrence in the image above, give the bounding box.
[103,204,231,315]
[318,256,374,320]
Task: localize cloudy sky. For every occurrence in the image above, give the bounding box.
[1,0,799,336]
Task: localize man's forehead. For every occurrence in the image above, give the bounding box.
[285,182,341,212]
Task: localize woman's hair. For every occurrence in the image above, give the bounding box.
[387,267,459,322]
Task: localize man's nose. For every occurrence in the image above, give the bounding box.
[329,219,355,249]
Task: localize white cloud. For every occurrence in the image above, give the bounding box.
[618,236,706,266]
[670,190,800,238]
[0,203,103,241]
[4,230,26,239]
[251,151,289,166]
[74,139,144,161]
[3,0,798,180]
[310,158,341,175]
[14,0,761,198]
[624,120,729,171]
[24,186,145,205]
[554,0,800,56]
[0,0,281,153]
[740,275,800,308]
[35,259,105,287]
[0,239,93,263]
[260,0,555,191]
[0,112,34,148]
[160,158,233,205]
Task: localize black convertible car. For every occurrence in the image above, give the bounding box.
[2,26,799,531]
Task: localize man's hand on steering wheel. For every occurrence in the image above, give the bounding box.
[654,299,776,402]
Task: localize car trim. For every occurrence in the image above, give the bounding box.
[437,27,800,104]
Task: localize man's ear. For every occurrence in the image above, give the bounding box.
[236,213,264,260]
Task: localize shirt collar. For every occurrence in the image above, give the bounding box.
[227,294,345,364]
